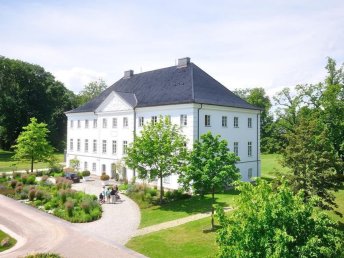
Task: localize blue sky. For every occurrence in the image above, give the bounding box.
[1,0,343,96]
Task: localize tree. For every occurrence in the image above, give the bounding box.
[12,117,54,172]
[282,118,343,208]
[0,56,76,151]
[125,116,188,203]
[179,132,240,229]
[77,79,107,105]
[216,179,344,258]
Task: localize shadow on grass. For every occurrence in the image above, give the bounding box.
[151,189,240,215]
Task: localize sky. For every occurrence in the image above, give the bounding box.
[0,0,343,97]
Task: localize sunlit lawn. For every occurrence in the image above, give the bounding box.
[0,230,16,252]
[260,153,290,179]
[0,149,64,172]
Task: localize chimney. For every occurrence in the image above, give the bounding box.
[124,70,134,79]
[177,57,190,68]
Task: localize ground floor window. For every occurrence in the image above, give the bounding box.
[84,161,88,170]
[102,164,106,173]
[248,168,253,179]
[92,163,96,171]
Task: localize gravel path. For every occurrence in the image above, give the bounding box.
[134,207,233,236]
[72,177,141,245]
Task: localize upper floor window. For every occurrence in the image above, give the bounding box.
[70,139,73,151]
[248,141,252,157]
[222,116,227,127]
[180,115,187,126]
[93,119,97,128]
[93,140,97,153]
[248,118,252,128]
[205,115,211,127]
[123,140,128,154]
[112,118,117,128]
[84,139,88,152]
[77,120,81,128]
[102,118,107,128]
[85,120,89,128]
[77,139,81,151]
[139,117,144,127]
[112,140,117,154]
[70,120,74,128]
[151,116,157,125]
[234,117,239,128]
[123,117,128,128]
[234,142,239,156]
[102,140,107,154]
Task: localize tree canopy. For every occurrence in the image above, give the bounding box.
[179,132,240,229]
[76,79,107,106]
[125,116,188,203]
[216,179,344,258]
[12,117,54,172]
[0,56,76,151]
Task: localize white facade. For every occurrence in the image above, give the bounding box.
[66,92,260,189]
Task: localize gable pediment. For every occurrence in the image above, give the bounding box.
[96,91,133,112]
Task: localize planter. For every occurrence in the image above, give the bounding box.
[83,176,90,182]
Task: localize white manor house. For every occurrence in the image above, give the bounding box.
[66,58,261,189]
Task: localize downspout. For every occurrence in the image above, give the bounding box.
[133,107,136,177]
[197,104,203,140]
[256,111,260,177]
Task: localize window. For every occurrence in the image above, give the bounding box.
[92,163,96,172]
[234,142,239,156]
[222,116,227,127]
[180,115,187,126]
[139,117,144,127]
[248,168,253,179]
[123,117,128,128]
[84,161,88,170]
[85,120,89,128]
[151,116,157,124]
[205,115,211,127]
[102,118,107,128]
[70,139,73,151]
[163,175,171,184]
[248,141,252,157]
[102,164,106,173]
[248,118,252,128]
[123,141,128,154]
[77,120,81,128]
[112,140,117,154]
[93,119,97,128]
[102,140,107,154]
[112,118,117,128]
[93,140,97,153]
[77,139,80,151]
[234,117,239,128]
[70,120,74,128]
[84,139,88,152]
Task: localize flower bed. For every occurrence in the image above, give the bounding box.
[0,172,102,223]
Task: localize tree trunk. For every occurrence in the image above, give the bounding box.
[211,186,215,230]
[159,172,163,204]
[31,156,34,173]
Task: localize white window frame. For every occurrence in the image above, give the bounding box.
[112,117,117,128]
[77,120,81,128]
[123,140,128,154]
[85,119,89,128]
[234,117,239,128]
[77,139,80,151]
[102,164,106,173]
[123,117,128,128]
[234,142,239,156]
[84,139,88,152]
[102,140,107,154]
[84,161,88,170]
[151,116,157,124]
[92,162,96,172]
[248,168,253,180]
[70,139,73,151]
[139,117,144,127]
[248,117,252,128]
[93,119,97,128]
[222,116,227,127]
[205,115,211,127]
[102,118,107,128]
[180,114,187,126]
[112,140,117,154]
[248,141,252,157]
[70,120,74,128]
[93,140,97,153]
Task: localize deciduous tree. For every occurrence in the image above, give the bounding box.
[179,132,240,229]
[125,116,188,203]
[77,79,107,105]
[12,117,54,172]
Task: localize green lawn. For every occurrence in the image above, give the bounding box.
[0,230,16,252]
[140,189,239,228]
[0,150,64,172]
[127,216,218,258]
[260,153,289,179]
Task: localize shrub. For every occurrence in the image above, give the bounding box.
[27,175,36,184]
[25,253,62,258]
[100,173,110,181]
[29,189,36,201]
[56,177,72,190]
[35,170,43,177]
[10,180,17,189]
[12,171,20,179]
[21,174,28,184]
[82,170,91,177]
[19,191,28,199]
[50,165,63,175]
[64,200,74,217]
[80,199,92,214]
[35,190,44,200]
[1,172,6,178]
[0,237,10,247]
[41,175,49,183]
[58,189,68,203]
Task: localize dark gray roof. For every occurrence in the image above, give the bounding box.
[67,63,260,113]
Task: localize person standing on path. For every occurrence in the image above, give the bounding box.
[110,187,116,203]
[106,187,111,203]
